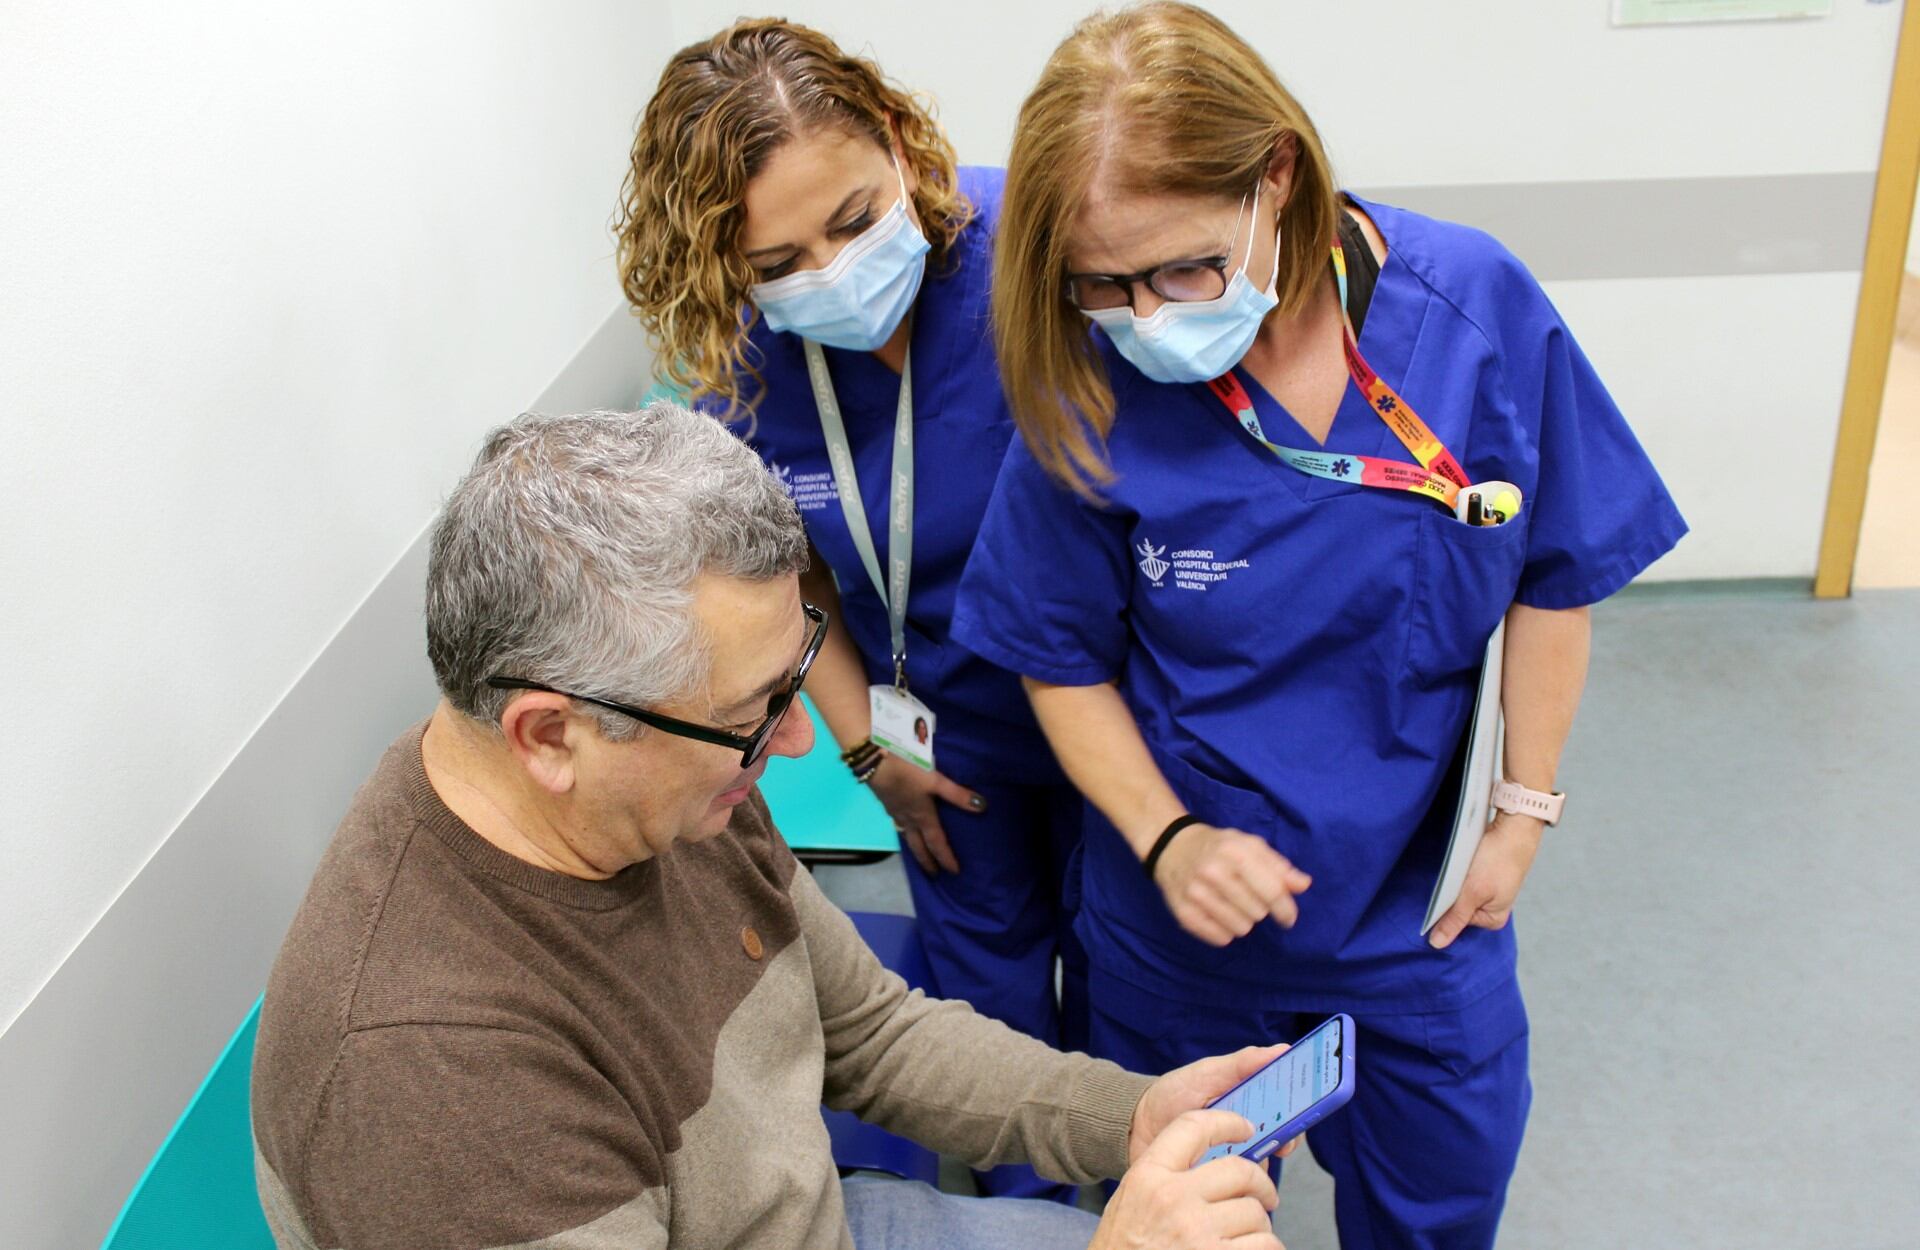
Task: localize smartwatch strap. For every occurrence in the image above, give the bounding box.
[1491,779,1566,826]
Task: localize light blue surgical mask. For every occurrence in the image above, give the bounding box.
[1084,181,1279,385]
[749,155,930,352]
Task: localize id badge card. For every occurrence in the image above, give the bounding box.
[869,684,936,771]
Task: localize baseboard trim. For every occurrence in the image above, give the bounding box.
[1614,576,1813,601]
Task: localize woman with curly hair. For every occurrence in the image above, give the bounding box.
[617,18,1087,1206]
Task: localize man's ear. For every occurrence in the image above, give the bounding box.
[498,692,582,795]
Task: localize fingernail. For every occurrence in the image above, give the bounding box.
[968,794,986,811]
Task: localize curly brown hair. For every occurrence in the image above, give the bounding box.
[617,19,971,419]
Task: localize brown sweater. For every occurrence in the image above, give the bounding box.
[251,727,1150,1249]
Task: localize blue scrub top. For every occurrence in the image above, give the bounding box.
[722,166,1058,784]
[951,198,1688,1012]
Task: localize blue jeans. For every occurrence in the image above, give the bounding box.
[841,1176,1098,1249]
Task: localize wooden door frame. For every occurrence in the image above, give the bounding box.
[1816,0,1920,597]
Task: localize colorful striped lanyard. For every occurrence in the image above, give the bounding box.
[1204,240,1471,510]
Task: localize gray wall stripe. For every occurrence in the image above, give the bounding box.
[1357,172,1877,281]
[0,307,653,1250]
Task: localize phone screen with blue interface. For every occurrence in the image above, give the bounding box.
[1198,1015,1351,1164]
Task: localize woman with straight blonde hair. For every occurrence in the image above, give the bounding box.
[953,4,1686,1246]
[617,18,1090,1209]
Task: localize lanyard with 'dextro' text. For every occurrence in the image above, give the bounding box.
[803,336,915,689]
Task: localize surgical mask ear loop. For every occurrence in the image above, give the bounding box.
[1242,177,1283,300]
[1224,188,1252,284]
[1264,219,1283,299]
[889,148,912,225]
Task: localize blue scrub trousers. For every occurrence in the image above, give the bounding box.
[1087,973,1531,1249]
[899,774,1088,1202]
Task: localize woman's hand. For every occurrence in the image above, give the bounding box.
[866,754,984,876]
[1430,602,1588,950]
[1154,824,1312,947]
[1427,812,1544,950]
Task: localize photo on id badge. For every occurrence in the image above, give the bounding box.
[870,684,935,770]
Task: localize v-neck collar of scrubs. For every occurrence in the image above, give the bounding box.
[1209,207,1434,503]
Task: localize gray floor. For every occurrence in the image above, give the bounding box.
[815,587,1920,1249]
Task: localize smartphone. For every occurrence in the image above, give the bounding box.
[1197,1014,1355,1165]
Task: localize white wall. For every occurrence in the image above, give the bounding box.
[668,0,1905,582]
[665,0,1899,186]
[0,1,669,1035]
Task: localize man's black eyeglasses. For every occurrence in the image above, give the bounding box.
[486,603,829,768]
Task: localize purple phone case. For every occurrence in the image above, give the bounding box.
[1202,1013,1356,1163]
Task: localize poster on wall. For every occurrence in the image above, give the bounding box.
[1613,0,1832,23]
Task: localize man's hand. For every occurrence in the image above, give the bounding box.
[1091,1110,1285,1250]
[1428,812,1544,950]
[1129,1044,1297,1165]
[1154,824,1311,946]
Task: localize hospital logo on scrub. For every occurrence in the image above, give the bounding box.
[768,460,836,513]
[1137,538,1253,592]
[1136,539,1170,585]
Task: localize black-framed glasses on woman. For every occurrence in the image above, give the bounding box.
[1063,255,1231,312]
[486,602,829,769]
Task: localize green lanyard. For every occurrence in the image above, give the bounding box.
[803,338,915,688]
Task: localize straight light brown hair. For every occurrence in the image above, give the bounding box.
[994,2,1340,495]
[617,18,970,419]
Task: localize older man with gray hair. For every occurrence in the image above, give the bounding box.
[251,405,1294,1250]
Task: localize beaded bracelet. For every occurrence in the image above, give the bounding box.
[840,739,885,784]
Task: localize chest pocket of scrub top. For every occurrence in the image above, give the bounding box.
[1405,506,1527,688]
